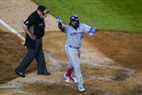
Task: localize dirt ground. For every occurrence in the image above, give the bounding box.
[0,31,37,83]
[44,30,142,72]
[0,0,58,33]
[42,30,142,95]
[92,31,142,71]
[0,30,142,95]
[33,31,142,95]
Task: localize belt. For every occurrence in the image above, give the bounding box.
[68,45,80,49]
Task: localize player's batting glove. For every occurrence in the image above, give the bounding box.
[56,16,62,23]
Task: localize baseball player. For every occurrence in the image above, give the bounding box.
[56,15,96,92]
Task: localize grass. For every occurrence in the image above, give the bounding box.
[33,0,142,32]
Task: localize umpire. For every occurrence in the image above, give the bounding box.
[15,5,50,77]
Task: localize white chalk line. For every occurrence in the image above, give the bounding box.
[0,19,25,41]
[85,63,135,76]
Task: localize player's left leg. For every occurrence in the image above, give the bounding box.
[68,47,86,92]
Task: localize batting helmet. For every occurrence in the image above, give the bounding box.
[70,15,79,22]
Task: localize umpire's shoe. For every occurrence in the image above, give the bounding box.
[15,70,25,78]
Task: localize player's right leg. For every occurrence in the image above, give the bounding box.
[64,45,74,82]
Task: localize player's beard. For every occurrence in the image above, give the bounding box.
[70,21,80,29]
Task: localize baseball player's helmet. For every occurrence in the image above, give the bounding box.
[70,15,80,28]
[70,15,79,22]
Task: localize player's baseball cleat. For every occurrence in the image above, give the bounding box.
[77,85,86,92]
[64,73,71,83]
[64,73,78,83]
[72,77,77,83]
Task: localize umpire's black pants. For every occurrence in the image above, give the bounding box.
[16,39,48,74]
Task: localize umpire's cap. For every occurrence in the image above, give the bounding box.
[37,5,49,13]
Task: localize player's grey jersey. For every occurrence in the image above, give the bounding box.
[64,23,91,48]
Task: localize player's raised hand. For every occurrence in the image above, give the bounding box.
[56,16,62,23]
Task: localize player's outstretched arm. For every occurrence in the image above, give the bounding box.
[83,24,96,37]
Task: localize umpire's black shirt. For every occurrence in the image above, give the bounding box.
[24,11,45,49]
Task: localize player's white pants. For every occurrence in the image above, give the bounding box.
[65,45,84,87]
